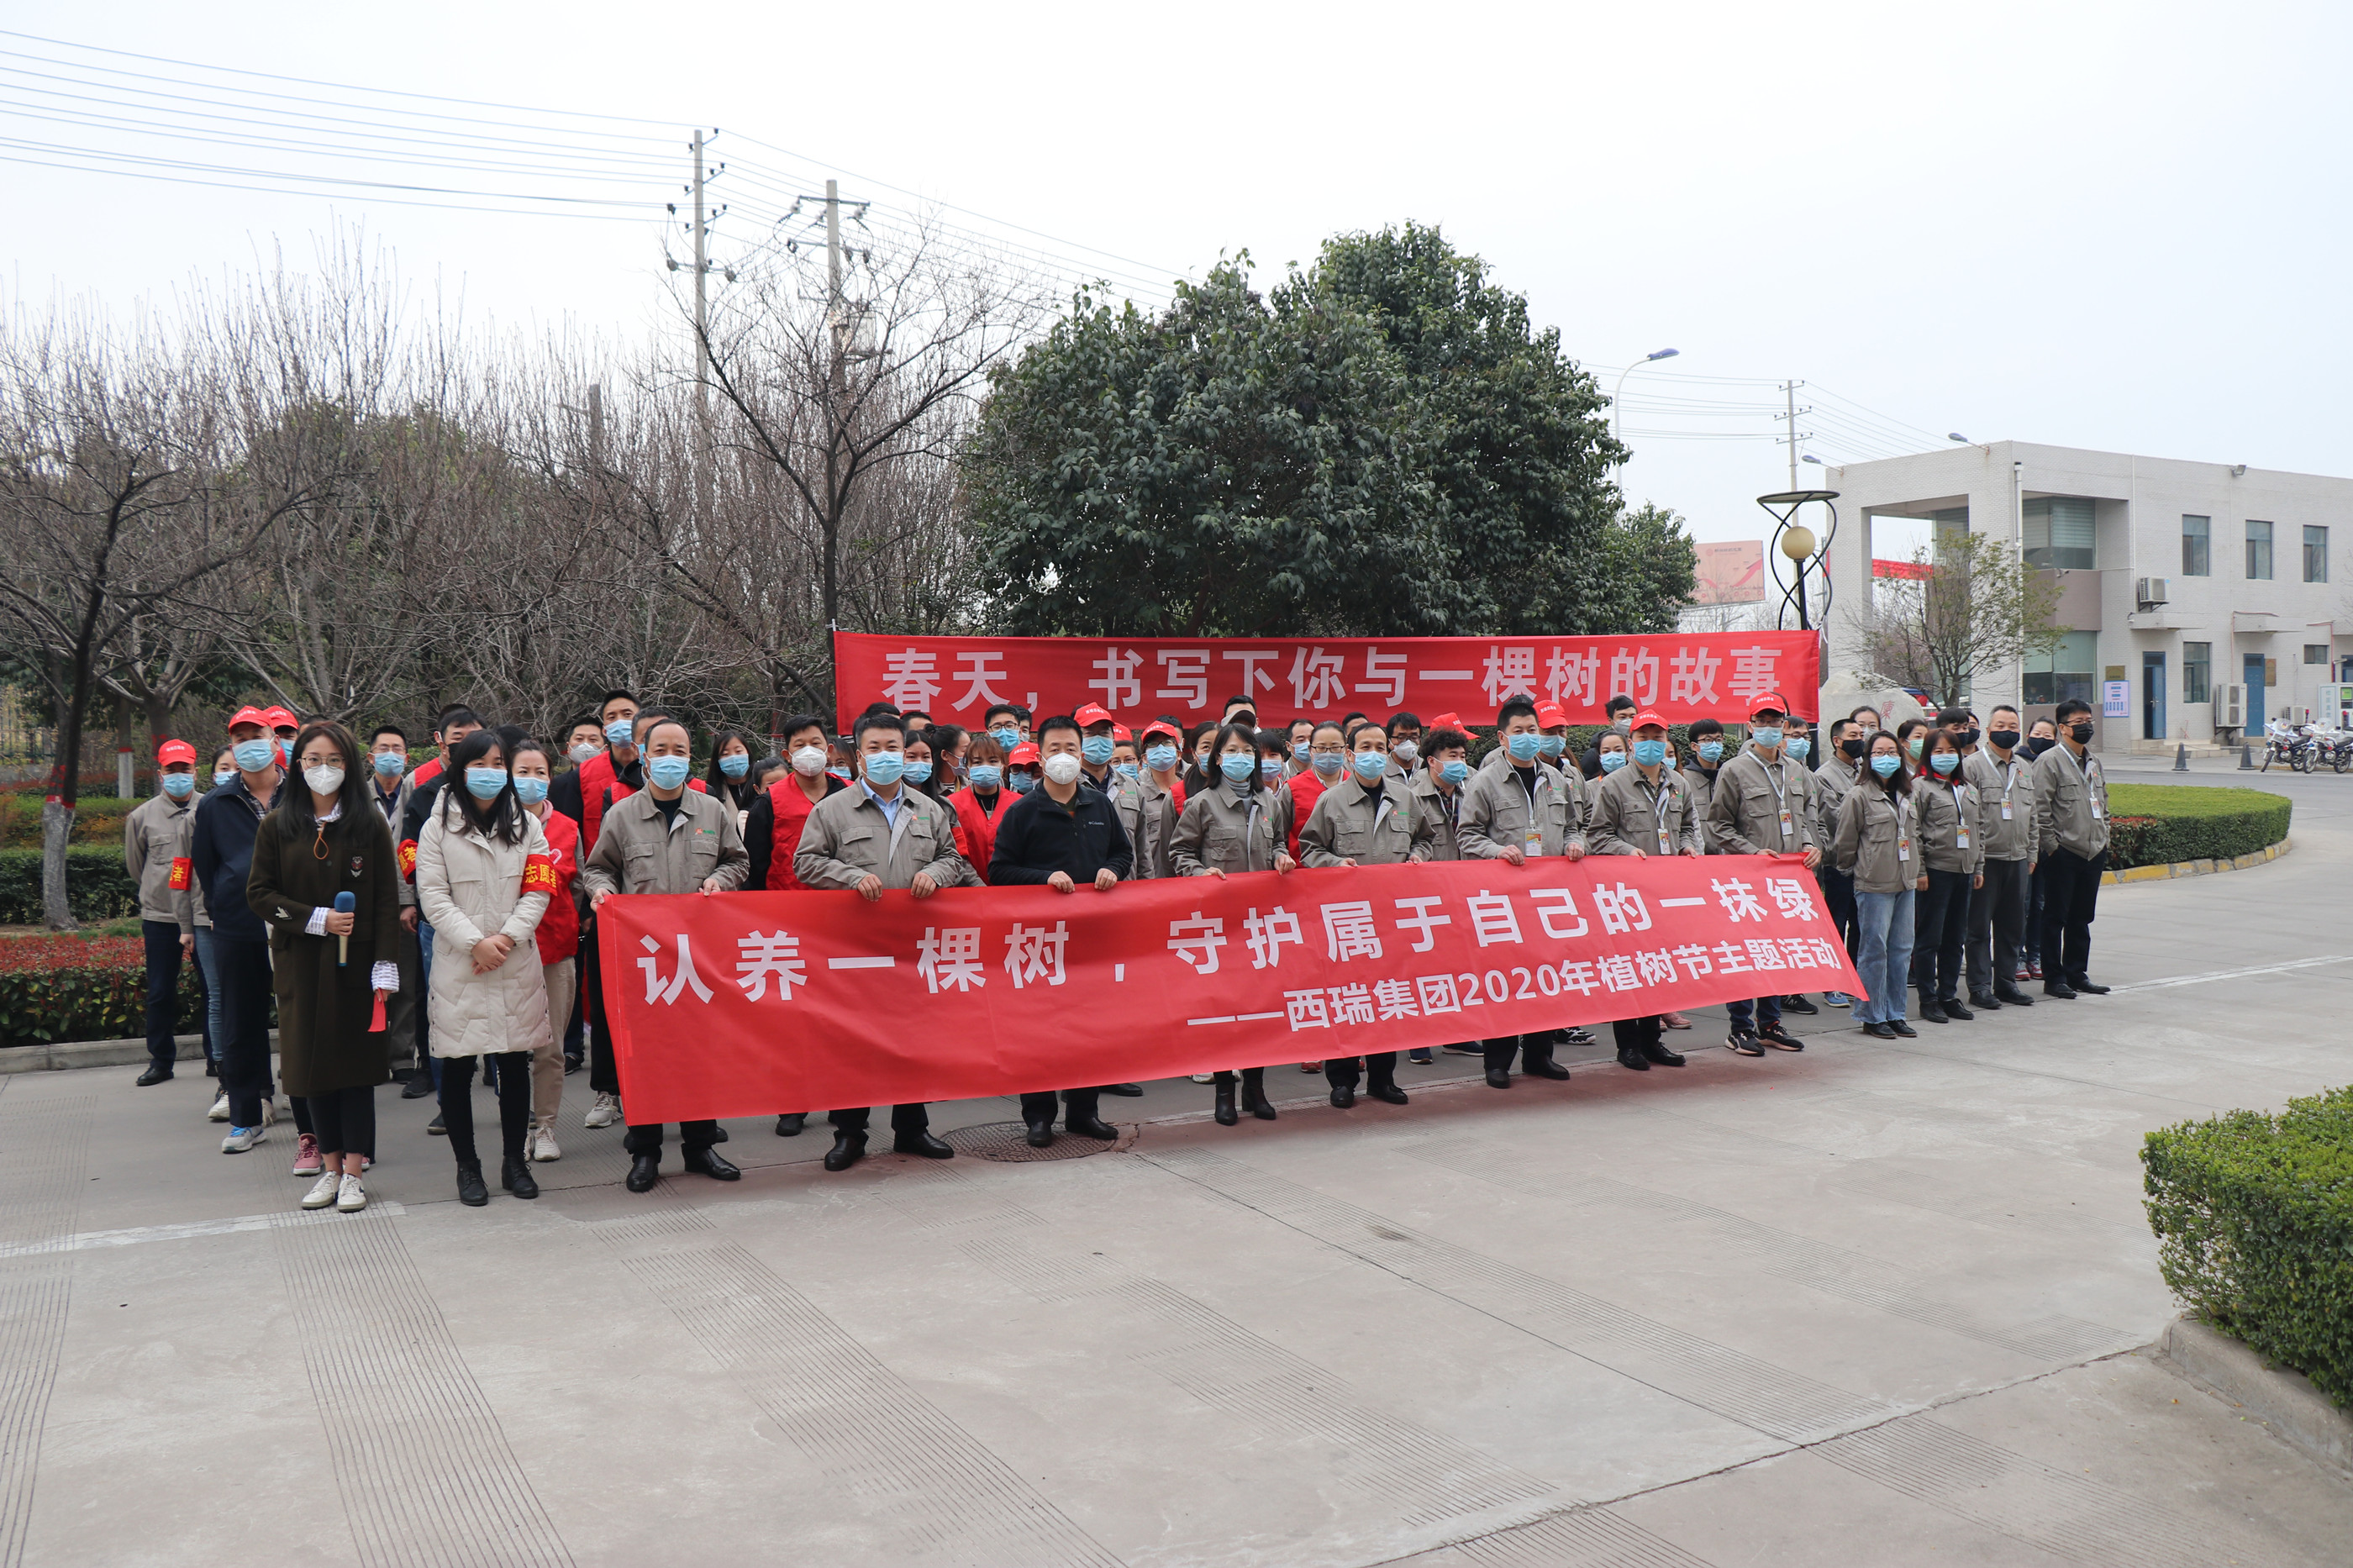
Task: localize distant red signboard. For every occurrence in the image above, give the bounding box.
[1872,558,1933,581]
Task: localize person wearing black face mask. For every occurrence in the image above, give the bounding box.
[2020,718,2058,981]
[2030,699,2111,999]
[1812,718,1867,1002]
[1962,705,2039,1011]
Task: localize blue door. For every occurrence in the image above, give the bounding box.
[2245,653,2266,730]
[2143,652,2166,739]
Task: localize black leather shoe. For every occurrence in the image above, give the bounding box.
[823,1134,866,1171]
[1067,1114,1119,1141]
[1757,1023,1806,1051]
[563,1055,582,1075]
[624,1154,660,1192]
[2043,980,2078,999]
[1642,1042,1686,1067]
[1484,1067,1512,1089]
[501,1156,540,1199]
[1864,1022,1897,1039]
[1213,1084,1238,1125]
[1968,992,2001,1011]
[456,1163,489,1206]
[134,1065,173,1087]
[1616,1047,1650,1071]
[709,1125,729,1143]
[1782,994,1819,1015]
[2070,978,2111,995]
[402,1074,434,1099]
[1024,1119,1055,1148]
[1524,1055,1571,1080]
[1942,998,1975,1021]
[1918,997,1949,1024]
[774,1113,806,1137]
[892,1132,954,1159]
[1995,986,2035,1007]
[1888,1018,1919,1038]
[1241,1083,1277,1121]
[683,1147,742,1180]
[426,1113,446,1135]
[1103,1082,1145,1097]
[1329,1085,1355,1108]
[1366,1082,1409,1105]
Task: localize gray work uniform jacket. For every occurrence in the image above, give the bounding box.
[1813,757,1861,850]
[1458,755,1586,859]
[1298,774,1434,867]
[124,793,196,929]
[1832,784,1916,894]
[793,782,971,892]
[1961,749,2035,863]
[1707,748,1818,856]
[1686,766,1719,852]
[2031,743,2111,863]
[1170,781,1286,876]
[1586,766,1703,857]
[1114,775,1181,881]
[1408,772,1468,861]
[1910,777,1983,875]
[578,787,752,900]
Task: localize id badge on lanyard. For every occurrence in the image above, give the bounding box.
[1953,784,1971,850]
[2086,759,2104,820]
[1895,797,1911,862]
[1999,760,2016,821]
[1524,777,1545,854]
[1654,784,1673,855]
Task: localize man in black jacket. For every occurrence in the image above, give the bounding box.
[989,715,1133,1148]
[189,705,287,1150]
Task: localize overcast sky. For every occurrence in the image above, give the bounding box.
[4,1,2347,546]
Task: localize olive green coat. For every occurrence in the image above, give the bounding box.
[246,802,403,1097]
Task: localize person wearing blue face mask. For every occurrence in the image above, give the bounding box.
[982,702,1025,755]
[1281,721,1347,865]
[1833,731,1920,1039]
[1298,722,1437,1109]
[1073,706,1142,873]
[1459,697,1591,1087]
[126,739,204,1088]
[1705,694,1824,1055]
[704,725,762,816]
[940,733,1013,889]
[1110,724,1180,881]
[190,704,294,1148]
[578,716,755,1192]
[398,708,486,1117]
[1906,727,1984,1025]
[363,723,424,1087]
[1404,724,1480,1064]
[1811,718,1868,1008]
[1588,710,1706,1072]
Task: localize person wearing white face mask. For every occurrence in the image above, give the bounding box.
[244,720,402,1213]
[126,738,203,1088]
[1383,711,1424,781]
[733,711,848,1139]
[190,705,293,1151]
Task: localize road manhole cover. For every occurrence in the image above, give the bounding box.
[944,1120,1136,1162]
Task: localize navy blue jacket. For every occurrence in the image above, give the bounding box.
[189,775,279,943]
[989,780,1133,885]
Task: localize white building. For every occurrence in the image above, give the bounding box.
[1815,442,2352,753]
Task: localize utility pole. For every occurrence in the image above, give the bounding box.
[825,177,848,397]
[1774,380,1813,491]
[666,130,724,519]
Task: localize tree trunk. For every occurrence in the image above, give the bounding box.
[143,692,176,755]
[39,800,73,930]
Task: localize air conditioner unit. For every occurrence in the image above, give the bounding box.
[2135,576,2169,608]
[2214,684,2245,729]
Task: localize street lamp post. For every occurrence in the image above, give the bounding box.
[1612,348,1681,445]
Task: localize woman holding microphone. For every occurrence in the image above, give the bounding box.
[245,721,402,1214]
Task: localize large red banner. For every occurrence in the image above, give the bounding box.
[597,855,1864,1124]
[832,631,1820,734]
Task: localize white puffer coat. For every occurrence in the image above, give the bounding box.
[415,799,554,1060]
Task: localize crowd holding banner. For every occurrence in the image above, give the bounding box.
[126,629,2122,1213]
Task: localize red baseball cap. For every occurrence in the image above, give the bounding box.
[1140,720,1182,743]
[1428,712,1463,731]
[1112,724,1133,743]
[1535,702,1569,729]
[1073,703,1115,729]
[1746,692,1791,719]
[261,706,299,730]
[1630,708,1671,732]
[1008,742,1040,766]
[226,705,271,733]
[155,739,197,766]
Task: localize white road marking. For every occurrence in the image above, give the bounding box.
[0,1202,409,1257]
[2112,954,2351,992]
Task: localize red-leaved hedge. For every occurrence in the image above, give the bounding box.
[0,934,202,1048]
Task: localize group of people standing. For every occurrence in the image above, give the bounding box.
[119,680,2114,1213]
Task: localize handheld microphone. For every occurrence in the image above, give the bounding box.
[334,891,355,966]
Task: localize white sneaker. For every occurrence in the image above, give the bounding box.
[530,1120,561,1162]
[1189,1074,1213,1084]
[208,1090,230,1122]
[336,1175,367,1213]
[583,1092,619,1129]
[220,1124,266,1154]
[301,1171,342,1209]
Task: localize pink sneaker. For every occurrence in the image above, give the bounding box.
[291,1134,322,1177]
[1660,1012,1692,1030]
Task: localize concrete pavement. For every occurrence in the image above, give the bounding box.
[1,775,2346,1566]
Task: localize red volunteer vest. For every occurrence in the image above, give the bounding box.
[948,787,1015,885]
[763,776,836,891]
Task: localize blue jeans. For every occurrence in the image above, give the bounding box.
[191,926,222,1064]
[1726,994,1782,1035]
[1853,888,1916,1025]
[415,915,440,1090]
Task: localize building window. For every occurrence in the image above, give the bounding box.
[2246,519,2273,579]
[2023,629,2098,707]
[2182,642,2210,704]
[2305,524,2329,583]
[2022,497,2096,570]
[2181,515,2209,576]
[2306,645,2331,666]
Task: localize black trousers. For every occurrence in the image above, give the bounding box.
[1325,1052,1398,1091]
[830,1104,930,1139]
[213,938,276,1127]
[584,919,619,1096]
[1612,1015,1661,1054]
[1212,1067,1266,1097]
[441,1052,532,1167]
[1019,1089,1101,1126]
[2040,847,2105,984]
[624,1119,720,1157]
[1818,865,1861,960]
[2024,863,2049,971]
[305,1084,376,1157]
[141,920,182,1067]
[1966,857,2029,996]
[1911,868,1971,1001]
[1481,1036,1550,1074]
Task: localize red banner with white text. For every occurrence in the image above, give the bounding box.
[831,631,1819,734]
[597,855,1864,1124]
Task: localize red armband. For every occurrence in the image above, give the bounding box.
[397,839,418,879]
[167,856,192,891]
[520,854,560,895]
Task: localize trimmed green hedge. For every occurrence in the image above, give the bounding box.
[2104,784,2292,870]
[2145,1085,2353,1407]
[0,934,203,1047]
[0,792,143,850]
[0,847,139,925]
